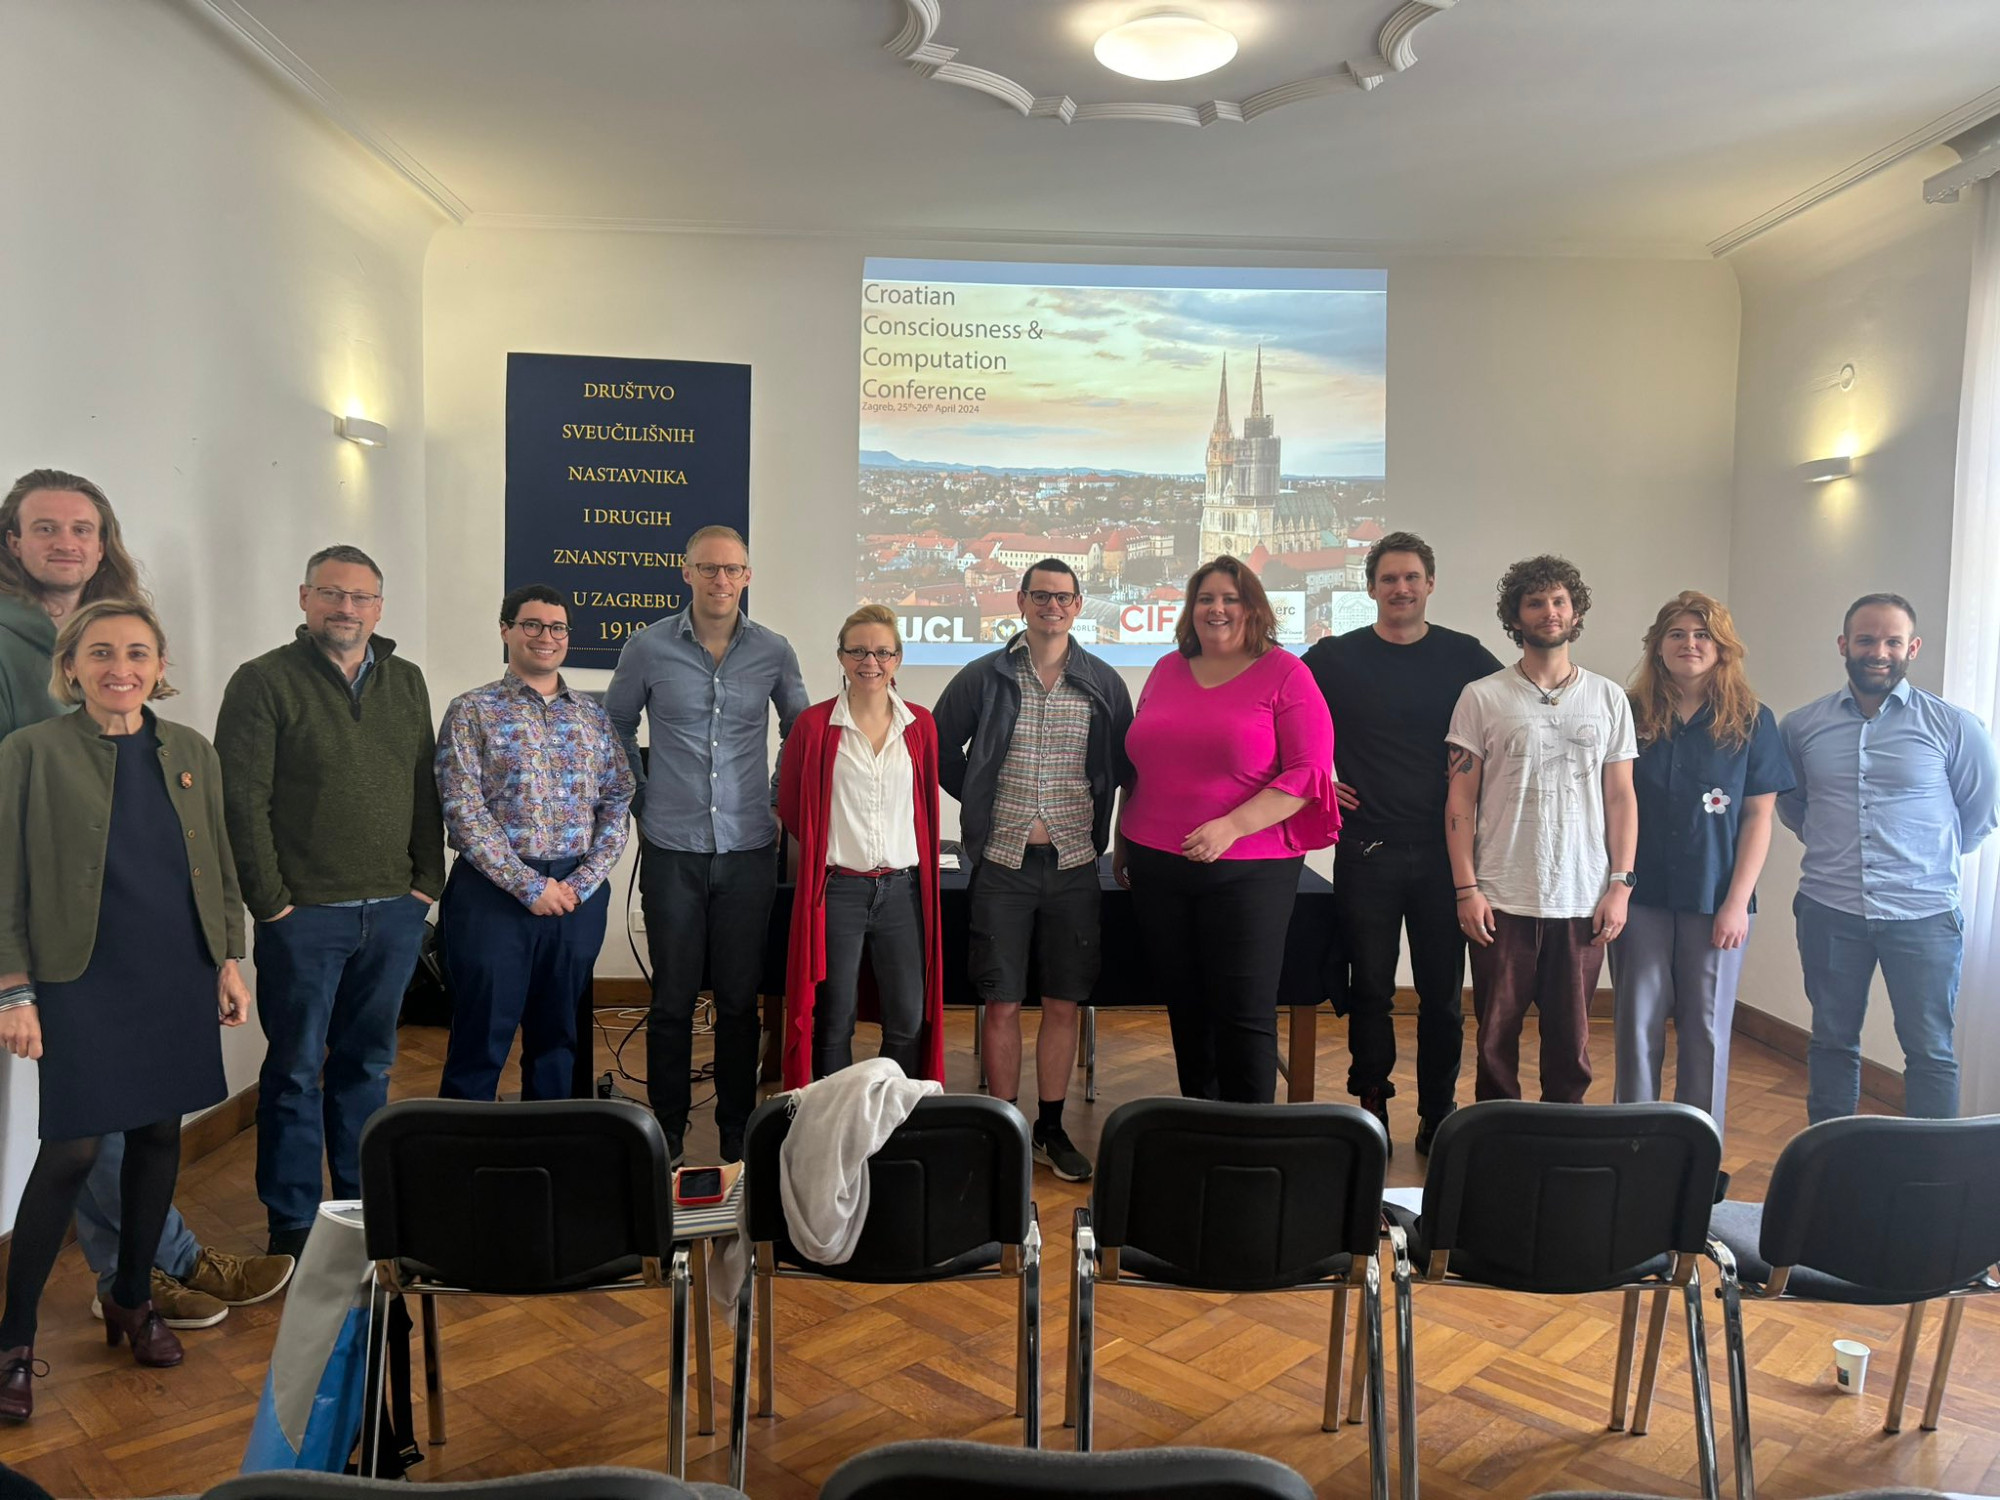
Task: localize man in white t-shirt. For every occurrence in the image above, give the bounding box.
[1444,555,1638,1102]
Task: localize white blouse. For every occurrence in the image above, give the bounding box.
[825,687,920,872]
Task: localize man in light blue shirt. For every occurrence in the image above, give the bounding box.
[1778,593,1999,1122]
[605,526,807,1166]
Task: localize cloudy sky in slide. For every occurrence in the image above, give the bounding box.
[859,265,1386,478]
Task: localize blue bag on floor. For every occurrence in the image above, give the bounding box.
[240,1203,375,1473]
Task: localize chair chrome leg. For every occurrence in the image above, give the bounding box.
[1885,1301,1925,1434]
[1348,1277,1370,1426]
[729,1256,753,1492]
[1631,1287,1671,1436]
[1084,1006,1097,1103]
[669,1246,691,1479]
[756,1250,776,1418]
[419,1293,446,1445]
[1680,1266,1720,1500]
[1363,1253,1390,1500]
[1020,1223,1042,1448]
[1388,1226,1417,1500]
[1609,1288,1639,1431]
[1921,1297,1966,1431]
[1325,1286,1349,1432]
[1708,1240,1755,1500]
[358,1278,391,1479]
[1073,1221,1097,1452]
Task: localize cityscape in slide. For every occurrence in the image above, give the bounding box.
[858,260,1390,665]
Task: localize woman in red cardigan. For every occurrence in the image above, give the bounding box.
[776,604,945,1087]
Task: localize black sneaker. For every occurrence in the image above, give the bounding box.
[1032,1123,1093,1183]
[719,1134,744,1166]
[1414,1104,1456,1157]
[1358,1089,1393,1157]
[267,1225,310,1260]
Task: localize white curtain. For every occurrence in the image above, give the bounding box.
[1944,177,2000,1115]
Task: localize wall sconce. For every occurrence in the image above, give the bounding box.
[1798,455,1855,485]
[336,415,389,448]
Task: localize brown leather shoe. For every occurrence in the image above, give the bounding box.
[101,1299,184,1368]
[0,1345,44,1420]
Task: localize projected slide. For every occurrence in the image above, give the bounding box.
[858,259,1388,666]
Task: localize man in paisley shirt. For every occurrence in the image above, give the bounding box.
[434,584,634,1101]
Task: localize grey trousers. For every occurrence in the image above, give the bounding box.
[1609,904,1752,1138]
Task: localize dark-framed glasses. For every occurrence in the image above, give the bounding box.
[840,647,901,663]
[510,618,571,639]
[311,587,382,608]
[1025,589,1078,607]
[691,562,748,580]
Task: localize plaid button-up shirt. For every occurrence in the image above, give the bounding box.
[986,639,1095,870]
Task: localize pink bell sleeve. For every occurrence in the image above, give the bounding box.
[1266,656,1342,853]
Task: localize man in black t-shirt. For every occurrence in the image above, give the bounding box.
[1303,532,1503,1154]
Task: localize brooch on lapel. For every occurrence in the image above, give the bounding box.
[180,771,194,789]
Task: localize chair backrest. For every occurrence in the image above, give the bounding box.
[819,1439,1316,1500]
[1418,1101,1720,1292]
[1090,1098,1386,1291]
[744,1094,1031,1277]
[1760,1114,2000,1296]
[209,1467,738,1500]
[358,1100,674,1293]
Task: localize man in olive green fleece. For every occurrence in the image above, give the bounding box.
[215,544,446,1258]
[1,468,295,1327]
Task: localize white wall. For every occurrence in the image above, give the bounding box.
[0,0,440,1228]
[423,230,1742,975]
[1728,152,1977,1065]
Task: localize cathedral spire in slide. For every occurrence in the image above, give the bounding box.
[1210,354,1232,437]
[1250,344,1266,422]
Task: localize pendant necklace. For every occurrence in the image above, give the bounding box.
[1518,661,1579,706]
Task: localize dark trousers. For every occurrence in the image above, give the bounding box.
[1128,842,1303,1104]
[1466,911,1602,1102]
[640,841,777,1147]
[814,868,926,1079]
[438,856,608,1103]
[1335,839,1466,1119]
[254,897,431,1234]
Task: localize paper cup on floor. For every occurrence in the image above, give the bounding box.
[1833,1338,1870,1394]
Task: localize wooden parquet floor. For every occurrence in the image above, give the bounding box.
[4,1010,1999,1499]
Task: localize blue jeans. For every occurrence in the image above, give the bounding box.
[253,897,431,1234]
[437,857,607,1103]
[76,1134,200,1298]
[1795,893,1963,1123]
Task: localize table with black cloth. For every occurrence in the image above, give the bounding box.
[750,854,1340,1102]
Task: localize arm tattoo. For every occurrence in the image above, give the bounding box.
[1447,746,1475,778]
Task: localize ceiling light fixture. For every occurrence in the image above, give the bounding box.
[1093,12,1238,82]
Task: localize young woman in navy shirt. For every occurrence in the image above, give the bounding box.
[1611,592,1793,1140]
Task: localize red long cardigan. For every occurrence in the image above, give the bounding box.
[774,697,946,1089]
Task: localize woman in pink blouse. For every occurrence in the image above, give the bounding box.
[1113,556,1340,1103]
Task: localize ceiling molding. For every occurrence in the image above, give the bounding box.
[1925,142,2000,203]
[460,211,1710,262]
[885,0,1458,129]
[1706,83,2000,257]
[188,0,471,222]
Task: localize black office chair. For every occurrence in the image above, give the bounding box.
[819,1438,1316,1500]
[731,1093,1041,1475]
[1385,1101,1724,1500]
[211,1469,745,1500]
[1701,1114,2000,1500]
[355,1101,693,1477]
[1065,1099,1390,1500]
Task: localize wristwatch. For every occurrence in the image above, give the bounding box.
[1607,871,1636,888]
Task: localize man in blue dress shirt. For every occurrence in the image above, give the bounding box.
[1779,593,1999,1122]
[606,526,808,1165]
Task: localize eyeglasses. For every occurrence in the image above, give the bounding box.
[1025,590,1078,607]
[310,587,382,608]
[691,563,748,581]
[840,647,901,663]
[508,619,571,639]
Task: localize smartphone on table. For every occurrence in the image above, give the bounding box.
[674,1166,727,1207]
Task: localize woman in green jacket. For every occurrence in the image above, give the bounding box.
[0,600,251,1420]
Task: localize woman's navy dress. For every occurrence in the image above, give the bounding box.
[35,722,226,1140]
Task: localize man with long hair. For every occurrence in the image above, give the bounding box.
[1778,593,1998,1122]
[1612,591,1792,1140]
[1303,531,1501,1154]
[0,469,293,1329]
[1445,555,1637,1102]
